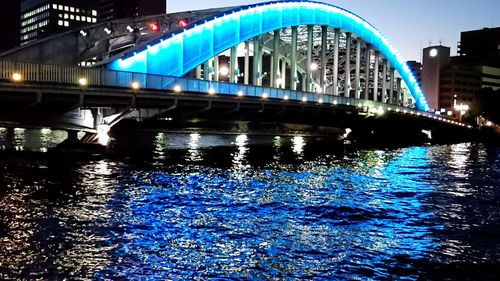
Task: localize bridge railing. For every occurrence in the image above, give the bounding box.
[0,59,446,122]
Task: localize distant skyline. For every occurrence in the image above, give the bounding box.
[166,0,500,62]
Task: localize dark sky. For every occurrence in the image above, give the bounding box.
[167,0,500,62]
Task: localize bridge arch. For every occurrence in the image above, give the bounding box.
[108,0,429,111]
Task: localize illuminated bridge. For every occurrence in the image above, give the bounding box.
[0,1,470,144]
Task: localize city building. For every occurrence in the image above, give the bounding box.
[407,60,422,84]
[0,2,21,52]
[20,0,99,46]
[420,30,500,118]
[99,0,166,22]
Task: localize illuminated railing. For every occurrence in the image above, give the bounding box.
[0,59,467,127]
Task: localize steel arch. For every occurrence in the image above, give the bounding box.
[108,0,429,111]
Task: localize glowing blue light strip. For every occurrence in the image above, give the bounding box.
[108,0,429,111]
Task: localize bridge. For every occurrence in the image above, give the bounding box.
[0,0,471,146]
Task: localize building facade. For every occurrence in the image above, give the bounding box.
[98,0,166,22]
[421,45,451,111]
[458,27,500,68]
[20,0,99,46]
[0,2,21,52]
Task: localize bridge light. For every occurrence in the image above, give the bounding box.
[318,98,323,104]
[78,78,88,86]
[283,95,289,101]
[262,93,268,99]
[208,88,216,95]
[302,97,308,102]
[219,66,229,76]
[173,85,182,93]
[310,63,318,71]
[11,73,23,82]
[276,78,283,86]
[148,22,160,32]
[131,81,140,90]
[333,100,338,105]
[178,20,188,27]
[357,103,363,108]
[237,91,244,97]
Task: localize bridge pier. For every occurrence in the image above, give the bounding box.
[364,44,371,100]
[344,32,351,97]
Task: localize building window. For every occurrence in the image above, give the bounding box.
[58,20,63,26]
[53,4,57,9]
[64,21,69,27]
[70,15,74,20]
[70,7,75,12]
[76,15,80,21]
[92,10,97,16]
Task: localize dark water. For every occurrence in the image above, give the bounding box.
[0,129,499,280]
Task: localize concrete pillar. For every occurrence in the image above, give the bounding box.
[306,25,313,92]
[203,59,211,80]
[344,32,351,97]
[244,41,250,85]
[302,74,307,91]
[214,56,220,82]
[253,37,260,86]
[272,30,280,88]
[389,67,395,104]
[364,44,371,100]
[373,52,379,102]
[230,46,238,83]
[396,77,402,106]
[290,26,298,91]
[354,39,361,99]
[333,28,340,96]
[281,58,287,89]
[382,59,388,103]
[196,65,202,79]
[320,26,328,93]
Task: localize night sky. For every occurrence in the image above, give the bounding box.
[167,0,500,62]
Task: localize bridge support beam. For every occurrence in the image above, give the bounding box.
[354,38,361,99]
[382,59,388,103]
[272,30,280,88]
[281,58,287,89]
[290,26,298,91]
[320,25,328,94]
[253,36,262,86]
[333,28,340,96]
[203,60,211,80]
[396,77,402,106]
[306,25,313,92]
[373,52,379,102]
[344,32,351,97]
[364,44,371,100]
[389,67,395,104]
[244,41,250,85]
[230,46,238,83]
[196,66,202,79]
[214,55,220,82]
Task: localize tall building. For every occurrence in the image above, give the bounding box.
[458,27,500,67]
[421,45,451,111]
[99,0,166,22]
[0,1,21,52]
[20,0,99,46]
[407,60,422,84]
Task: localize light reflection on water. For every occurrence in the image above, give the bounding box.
[0,131,499,279]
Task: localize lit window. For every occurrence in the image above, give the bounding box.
[64,13,68,19]
[70,15,74,20]
[76,15,80,21]
[64,6,68,11]
[53,4,57,9]
[87,17,91,23]
[92,18,97,23]
[82,16,86,21]
[76,8,80,13]
[70,7,74,12]
[92,10,97,16]
[58,20,63,26]
[58,5,63,10]
[64,21,69,27]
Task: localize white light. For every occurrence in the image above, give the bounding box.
[262,93,268,99]
[283,95,289,100]
[237,91,244,97]
[79,30,87,37]
[97,124,110,146]
[78,77,88,86]
[429,48,438,57]
[208,88,216,95]
[357,103,363,108]
[302,96,308,102]
[131,81,140,90]
[485,121,493,127]
[333,100,338,105]
[276,78,283,86]
[104,27,111,35]
[318,98,323,104]
[316,87,323,94]
[219,66,229,76]
[310,62,318,71]
[126,25,134,33]
[173,85,182,93]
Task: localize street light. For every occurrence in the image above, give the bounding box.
[78,78,88,86]
[454,103,469,122]
[12,73,23,82]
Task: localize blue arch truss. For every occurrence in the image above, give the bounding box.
[108,0,429,111]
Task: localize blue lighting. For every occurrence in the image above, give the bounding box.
[108,0,429,111]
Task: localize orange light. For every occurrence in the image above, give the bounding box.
[148,22,159,32]
[178,20,188,27]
